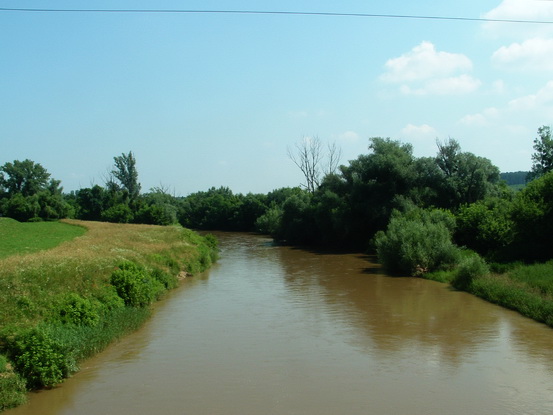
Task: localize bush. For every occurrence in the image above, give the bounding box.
[255,206,282,236]
[150,267,178,290]
[53,293,102,326]
[94,285,125,311]
[110,261,164,307]
[375,208,460,276]
[101,203,134,223]
[135,203,177,225]
[452,253,489,290]
[0,354,27,411]
[10,327,72,389]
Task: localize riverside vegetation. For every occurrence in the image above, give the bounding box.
[0,218,217,411]
[1,127,552,409]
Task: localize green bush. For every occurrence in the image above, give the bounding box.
[375,208,460,276]
[94,285,125,311]
[255,206,283,236]
[11,327,72,389]
[0,354,27,411]
[101,203,134,223]
[150,267,178,290]
[452,253,489,290]
[53,293,102,326]
[455,198,514,256]
[110,261,164,307]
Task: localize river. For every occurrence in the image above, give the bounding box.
[6,232,553,415]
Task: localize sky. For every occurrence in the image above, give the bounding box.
[2,0,553,195]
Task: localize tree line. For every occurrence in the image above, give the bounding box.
[1,126,552,269]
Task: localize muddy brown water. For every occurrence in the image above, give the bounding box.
[6,232,553,415]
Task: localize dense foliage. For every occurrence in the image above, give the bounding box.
[2,127,551,266]
[375,206,460,276]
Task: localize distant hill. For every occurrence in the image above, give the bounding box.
[500,171,529,186]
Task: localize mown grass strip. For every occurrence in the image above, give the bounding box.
[0,218,86,259]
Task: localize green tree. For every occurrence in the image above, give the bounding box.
[111,152,141,200]
[455,197,514,258]
[510,170,553,261]
[340,137,417,246]
[0,159,50,197]
[75,185,107,221]
[528,125,553,181]
[0,160,71,221]
[434,138,502,208]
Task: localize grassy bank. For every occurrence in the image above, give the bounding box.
[425,257,553,327]
[0,218,86,259]
[0,219,218,411]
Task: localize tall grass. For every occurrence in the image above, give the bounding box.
[0,219,217,410]
[425,256,553,327]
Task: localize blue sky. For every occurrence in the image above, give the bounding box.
[2,0,553,195]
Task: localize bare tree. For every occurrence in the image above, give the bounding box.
[325,141,343,176]
[288,136,342,193]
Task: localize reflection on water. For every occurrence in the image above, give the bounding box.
[7,232,553,415]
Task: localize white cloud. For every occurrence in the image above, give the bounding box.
[400,75,481,96]
[507,80,553,111]
[459,82,553,126]
[381,42,479,96]
[482,0,553,38]
[338,131,360,143]
[381,41,472,83]
[492,37,553,71]
[401,123,438,138]
[459,108,500,126]
[459,113,488,126]
[484,0,553,21]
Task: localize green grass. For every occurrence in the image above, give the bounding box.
[507,260,553,297]
[0,218,86,259]
[423,257,553,327]
[0,220,218,411]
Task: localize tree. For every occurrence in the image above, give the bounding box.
[111,152,141,200]
[0,159,70,221]
[339,137,418,245]
[288,137,342,193]
[510,170,553,261]
[434,138,501,208]
[0,159,51,197]
[528,125,553,181]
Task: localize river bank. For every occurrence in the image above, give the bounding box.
[424,258,553,328]
[0,219,217,411]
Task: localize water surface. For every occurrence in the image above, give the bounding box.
[7,232,553,414]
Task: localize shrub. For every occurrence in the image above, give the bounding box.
[375,208,460,276]
[110,261,164,307]
[255,206,283,236]
[151,267,178,290]
[10,327,72,389]
[455,198,514,256]
[0,354,27,411]
[94,285,125,311]
[135,203,178,225]
[452,253,489,290]
[53,293,102,326]
[101,203,134,223]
